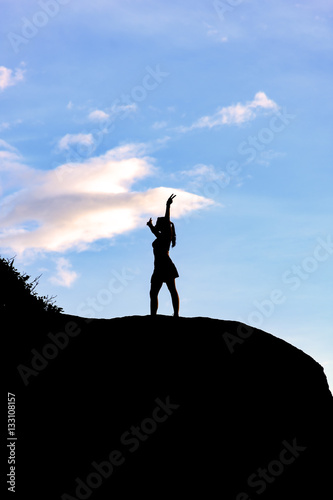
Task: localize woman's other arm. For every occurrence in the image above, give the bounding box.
[147,218,159,236]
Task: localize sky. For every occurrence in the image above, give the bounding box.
[1,0,332,389]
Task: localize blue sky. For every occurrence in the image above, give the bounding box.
[1,0,332,388]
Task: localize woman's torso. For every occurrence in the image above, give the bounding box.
[152,236,171,260]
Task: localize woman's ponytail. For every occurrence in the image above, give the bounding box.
[170,222,176,247]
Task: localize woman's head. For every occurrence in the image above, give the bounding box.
[155,217,166,231]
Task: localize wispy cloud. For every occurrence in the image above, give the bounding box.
[179,163,230,194]
[87,103,137,123]
[0,118,22,132]
[110,102,138,115]
[0,122,10,132]
[256,150,286,167]
[0,142,214,256]
[205,23,229,43]
[49,257,79,287]
[57,133,95,151]
[0,139,19,153]
[181,163,227,183]
[178,92,279,132]
[0,141,36,196]
[152,121,168,130]
[0,65,25,92]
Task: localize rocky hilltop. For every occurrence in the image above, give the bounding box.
[8,314,333,499]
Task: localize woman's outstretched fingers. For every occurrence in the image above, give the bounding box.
[167,194,176,205]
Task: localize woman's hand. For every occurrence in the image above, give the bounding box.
[147,218,153,226]
[166,194,176,206]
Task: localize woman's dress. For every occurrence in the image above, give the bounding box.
[151,235,179,283]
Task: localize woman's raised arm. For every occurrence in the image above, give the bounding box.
[165,194,176,221]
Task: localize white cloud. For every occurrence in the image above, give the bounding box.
[0,142,214,256]
[58,133,95,151]
[0,65,25,92]
[49,257,79,287]
[179,92,279,132]
[88,110,110,122]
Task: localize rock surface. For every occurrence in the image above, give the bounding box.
[8,314,333,499]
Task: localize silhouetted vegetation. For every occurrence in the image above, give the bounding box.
[0,256,63,316]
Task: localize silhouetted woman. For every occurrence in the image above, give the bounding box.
[147,194,179,317]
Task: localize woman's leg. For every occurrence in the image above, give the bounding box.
[166,279,179,317]
[150,278,163,316]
